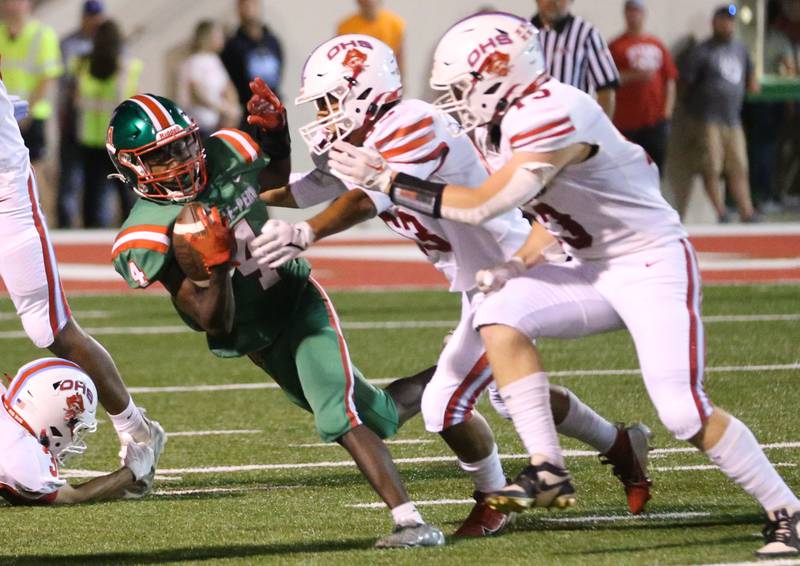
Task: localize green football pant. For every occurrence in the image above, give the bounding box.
[250,279,399,442]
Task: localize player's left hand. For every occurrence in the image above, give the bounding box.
[329,141,393,193]
[251,219,315,268]
[475,256,527,294]
[185,206,235,271]
[246,77,286,132]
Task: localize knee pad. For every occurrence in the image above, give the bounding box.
[654,394,706,441]
[421,374,446,433]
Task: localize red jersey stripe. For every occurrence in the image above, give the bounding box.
[509,117,572,145]
[380,131,436,160]
[374,116,434,149]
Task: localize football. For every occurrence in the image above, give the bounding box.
[172,202,213,285]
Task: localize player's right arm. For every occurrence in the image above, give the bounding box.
[160,261,235,338]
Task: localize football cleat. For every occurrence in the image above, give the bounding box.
[600,422,653,514]
[453,490,515,537]
[485,459,577,513]
[756,508,800,558]
[374,523,446,549]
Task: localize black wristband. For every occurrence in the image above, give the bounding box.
[245,111,291,161]
[389,172,445,218]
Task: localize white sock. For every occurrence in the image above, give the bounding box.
[108,398,148,441]
[391,501,424,527]
[458,444,507,493]
[706,416,800,513]
[500,373,564,468]
[554,387,617,454]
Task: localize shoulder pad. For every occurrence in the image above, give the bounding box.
[112,200,178,288]
[207,129,267,173]
[369,100,443,165]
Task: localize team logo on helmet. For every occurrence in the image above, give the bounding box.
[343,49,368,80]
[64,394,85,423]
[479,52,510,78]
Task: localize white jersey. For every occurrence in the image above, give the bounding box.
[0,77,33,210]
[359,99,530,292]
[0,404,64,504]
[499,78,686,260]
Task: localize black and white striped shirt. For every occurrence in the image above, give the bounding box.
[531,14,620,93]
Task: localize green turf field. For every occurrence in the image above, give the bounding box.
[0,285,798,565]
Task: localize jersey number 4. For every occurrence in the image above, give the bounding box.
[233,221,280,290]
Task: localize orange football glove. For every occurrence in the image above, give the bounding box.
[185,207,235,271]
[246,77,286,132]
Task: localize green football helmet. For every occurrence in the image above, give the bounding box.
[106,93,207,202]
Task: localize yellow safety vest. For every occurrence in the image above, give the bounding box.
[76,57,143,148]
[0,20,63,120]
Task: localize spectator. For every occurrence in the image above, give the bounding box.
[72,19,142,227]
[0,0,62,220]
[610,0,678,173]
[177,21,241,138]
[57,0,105,228]
[531,0,619,117]
[675,4,759,222]
[337,0,405,75]
[220,0,283,127]
[743,0,796,214]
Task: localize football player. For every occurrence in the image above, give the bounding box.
[106,86,443,548]
[328,12,800,557]
[0,358,154,505]
[0,74,165,487]
[252,34,652,536]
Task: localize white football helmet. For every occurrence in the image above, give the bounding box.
[296,34,403,154]
[430,11,545,134]
[1,358,98,465]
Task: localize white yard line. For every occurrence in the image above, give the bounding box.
[3,313,799,339]
[152,485,300,497]
[66,441,800,478]
[122,364,799,395]
[291,439,434,448]
[692,560,800,566]
[539,511,711,523]
[166,429,261,437]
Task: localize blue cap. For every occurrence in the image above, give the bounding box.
[83,0,104,15]
[714,4,736,18]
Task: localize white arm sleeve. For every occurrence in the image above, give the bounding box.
[439,162,557,225]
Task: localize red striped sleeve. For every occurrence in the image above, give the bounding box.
[374,116,434,150]
[509,117,572,146]
[211,129,260,163]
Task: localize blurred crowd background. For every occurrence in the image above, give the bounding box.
[2,0,800,228]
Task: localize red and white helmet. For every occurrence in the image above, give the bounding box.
[296,34,402,154]
[430,11,545,134]
[1,358,98,465]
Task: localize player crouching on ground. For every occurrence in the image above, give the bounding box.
[0,358,155,505]
[105,85,444,548]
[329,12,800,558]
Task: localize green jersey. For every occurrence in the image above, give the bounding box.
[112,128,310,357]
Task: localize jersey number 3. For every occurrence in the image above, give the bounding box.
[532,203,593,249]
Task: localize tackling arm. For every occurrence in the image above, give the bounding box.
[160,262,236,337]
[53,468,136,505]
[306,189,378,241]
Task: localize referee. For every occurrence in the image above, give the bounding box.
[532,0,620,117]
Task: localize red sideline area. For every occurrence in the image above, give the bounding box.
[1,230,799,294]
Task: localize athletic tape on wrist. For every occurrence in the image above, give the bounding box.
[388,173,446,218]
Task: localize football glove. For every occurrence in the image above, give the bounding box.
[120,434,155,482]
[475,256,526,294]
[185,206,235,271]
[246,77,291,160]
[329,140,393,193]
[251,219,315,269]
